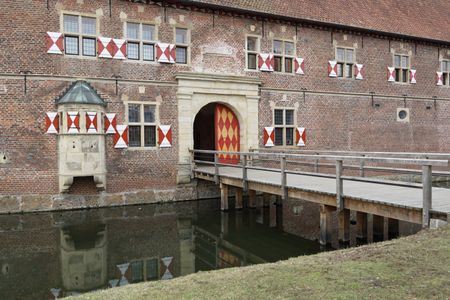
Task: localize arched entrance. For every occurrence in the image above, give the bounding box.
[194,103,240,164]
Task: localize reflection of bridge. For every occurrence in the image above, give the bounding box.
[191,149,450,247]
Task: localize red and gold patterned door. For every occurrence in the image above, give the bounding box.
[215,104,240,164]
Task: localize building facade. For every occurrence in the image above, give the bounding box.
[1,0,450,212]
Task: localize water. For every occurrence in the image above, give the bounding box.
[0,199,321,299]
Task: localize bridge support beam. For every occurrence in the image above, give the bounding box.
[339,209,350,244]
[356,211,368,241]
[248,190,257,208]
[220,183,229,211]
[367,213,374,243]
[320,205,335,247]
[235,188,243,210]
[349,210,357,247]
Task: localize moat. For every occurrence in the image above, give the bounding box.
[0,199,324,299]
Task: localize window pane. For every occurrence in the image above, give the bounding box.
[81,17,96,35]
[65,36,79,55]
[176,28,188,44]
[146,259,159,281]
[144,126,156,147]
[144,105,155,122]
[273,40,283,54]
[129,126,141,147]
[247,37,257,51]
[345,64,353,78]
[127,42,139,60]
[127,22,140,39]
[285,58,293,73]
[442,61,447,72]
[394,55,401,67]
[274,110,284,125]
[142,24,155,40]
[176,47,187,64]
[286,128,294,146]
[64,15,79,33]
[82,38,96,56]
[285,110,294,125]
[128,104,140,122]
[131,261,143,283]
[337,63,344,77]
[395,69,401,81]
[402,69,408,82]
[336,48,345,61]
[345,49,353,62]
[274,128,283,146]
[143,44,154,61]
[401,56,408,68]
[285,42,294,56]
[248,53,257,70]
[274,56,282,72]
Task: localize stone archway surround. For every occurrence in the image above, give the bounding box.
[175,72,261,184]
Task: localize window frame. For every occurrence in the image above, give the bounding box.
[440,59,450,86]
[129,257,160,283]
[124,20,158,63]
[125,101,159,150]
[273,108,296,147]
[272,39,296,74]
[393,53,410,83]
[174,26,190,65]
[245,35,261,71]
[61,12,99,58]
[335,46,355,79]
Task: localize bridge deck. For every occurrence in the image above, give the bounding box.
[194,166,450,217]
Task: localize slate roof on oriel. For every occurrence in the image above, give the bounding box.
[128,0,450,43]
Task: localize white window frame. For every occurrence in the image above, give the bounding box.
[272,39,296,74]
[335,47,355,79]
[174,27,190,65]
[124,21,158,62]
[125,101,159,150]
[245,35,260,71]
[61,12,98,58]
[393,53,410,83]
[273,108,296,147]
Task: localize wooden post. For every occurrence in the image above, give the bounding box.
[320,205,333,246]
[220,183,229,211]
[349,210,357,247]
[336,160,344,211]
[269,202,277,228]
[235,188,243,210]
[248,190,256,208]
[383,217,389,241]
[220,212,229,236]
[422,165,432,228]
[214,153,219,184]
[242,155,248,192]
[367,213,374,243]
[356,211,367,240]
[281,155,288,200]
[339,209,350,243]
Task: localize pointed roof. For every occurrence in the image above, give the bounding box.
[56,81,106,106]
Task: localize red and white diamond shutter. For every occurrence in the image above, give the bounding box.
[295,57,305,75]
[114,125,128,148]
[98,37,114,58]
[258,53,274,72]
[45,112,59,134]
[296,127,306,147]
[387,67,396,82]
[263,127,275,147]
[104,113,117,134]
[410,69,417,84]
[436,72,444,86]
[328,61,338,77]
[46,32,64,54]
[160,257,174,280]
[355,64,364,80]
[113,39,127,60]
[67,112,80,134]
[86,112,98,133]
[156,43,176,63]
[158,125,172,148]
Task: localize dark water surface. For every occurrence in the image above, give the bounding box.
[0,199,321,299]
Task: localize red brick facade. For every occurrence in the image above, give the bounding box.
[1,0,450,205]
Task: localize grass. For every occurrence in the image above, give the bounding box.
[74,226,450,300]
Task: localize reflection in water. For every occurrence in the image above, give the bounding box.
[0,199,321,299]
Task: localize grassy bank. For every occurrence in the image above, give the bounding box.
[74,226,450,300]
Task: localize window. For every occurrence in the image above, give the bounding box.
[394,54,410,83]
[441,60,450,86]
[127,103,157,148]
[274,109,295,146]
[336,47,354,78]
[63,14,97,56]
[126,22,156,61]
[273,40,295,73]
[129,258,159,283]
[175,28,189,64]
[246,36,260,70]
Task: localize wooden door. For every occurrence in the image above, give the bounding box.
[215,104,240,164]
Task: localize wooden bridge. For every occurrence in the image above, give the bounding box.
[190,149,450,246]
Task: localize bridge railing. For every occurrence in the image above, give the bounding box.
[189,149,449,228]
